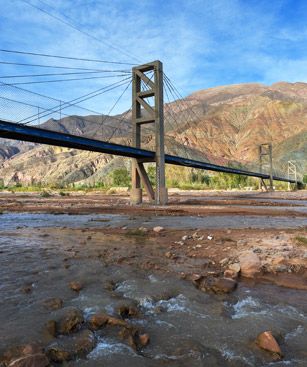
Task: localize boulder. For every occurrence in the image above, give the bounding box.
[88,313,109,330]
[53,307,84,334]
[2,345,49,367]
[107,316,130,328]
[117,304,139,318]
[238,251,261,278]
[46,329,95,363]
[198,277,237,294]
[256,331,282,358]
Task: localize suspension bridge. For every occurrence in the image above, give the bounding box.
[0,56,304,204]
[0,28,306,204]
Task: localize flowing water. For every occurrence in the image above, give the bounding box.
[0,213,306,366]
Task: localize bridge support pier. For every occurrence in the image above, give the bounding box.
[259,143,274,191]
[131,60,167,205]
[287,160,297,191]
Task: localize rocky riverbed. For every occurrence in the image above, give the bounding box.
[0,190,306,366]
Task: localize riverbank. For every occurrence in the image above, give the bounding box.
[0,190,306,366]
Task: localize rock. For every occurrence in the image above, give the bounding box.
[256,331,282,358]
[228,263,241,273]
[21,285,32,294]
[139,333,150,346]
[42,298,63,310]
[272,257,285,265]
[107,316,130,328]
[275,265,288,273]
[46,329,95,363]
[182,235,189,241]
[210,277,237,294]
[174,241,184,246]
[138,227,148,233]
[117,304,139,318]
[88,313,109,330]
[69,281,83,292]
[223,269,238,279]
[8,354,49,367]
[45,320,57,337]
[2,345,49,367]
[224,263,241,279]
[198,277,237,294]
[192,232,199,239]
[118,327,138,350]
[238,251,261,278]
[53,307,84,334]
[153,226,164,233]
[165,251,172,258]
[219,258,229,266]
[207,235,213,240]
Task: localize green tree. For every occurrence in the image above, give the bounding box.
[111,168,130,187]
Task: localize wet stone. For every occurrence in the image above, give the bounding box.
[139,333,150,346]
[117,303,139,318]
[69,281,83,292]
[44,320,57,338]
[88,313,109,330]
[256,331,283,359]
[46,329,95,363]
[52,306,84,334]
[42,297,63,311]
[198,276,237,294]
[7,354,49,367]
[1,345,49,367]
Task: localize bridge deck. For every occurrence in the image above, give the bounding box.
[0,120,298,184]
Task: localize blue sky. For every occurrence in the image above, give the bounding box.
[0,0,306,119]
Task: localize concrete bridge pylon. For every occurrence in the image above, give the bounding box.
[130,60,168,205]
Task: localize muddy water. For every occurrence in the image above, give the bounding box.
[1,212,306,230]
[0,214,307,366]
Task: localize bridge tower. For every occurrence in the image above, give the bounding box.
[287,160,297,191]
[258,143,274,191]
[130,60,168,205]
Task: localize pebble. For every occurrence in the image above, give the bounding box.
[153,226,164,233]
[69,281,83,292]
[256,331,282,358]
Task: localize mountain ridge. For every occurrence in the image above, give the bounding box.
[0,81,306,185]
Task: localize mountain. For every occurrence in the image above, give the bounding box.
[0,81,306,185]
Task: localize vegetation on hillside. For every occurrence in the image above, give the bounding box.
[1,165,298,192]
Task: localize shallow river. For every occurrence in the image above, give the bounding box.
[0,213,306,366]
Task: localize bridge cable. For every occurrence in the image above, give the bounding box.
[0,77,132,125]
[0,71,131,79]
[0,60,131,73]
[17,78,133,125]
[19,0,141,64]
[7,74,131,86]
[0,48,136,66]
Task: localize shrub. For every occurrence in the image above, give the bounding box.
[111,168,130,187]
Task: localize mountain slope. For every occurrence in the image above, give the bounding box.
[0,81,306,185]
